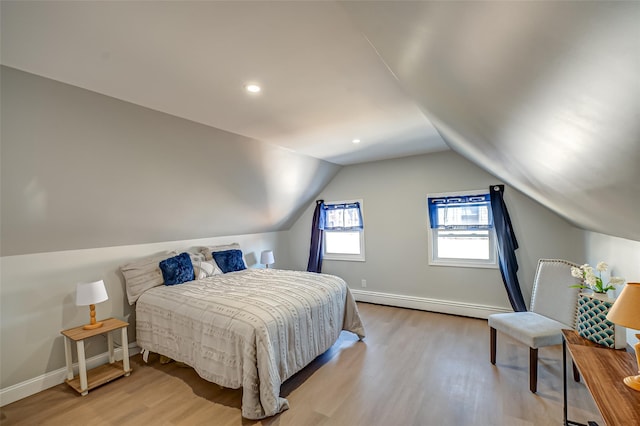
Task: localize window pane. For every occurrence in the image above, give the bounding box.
[323,203,363,231]
[437,230,490,260]
[326,209,346,228]
[428,194,492,229]
[325,232,361,255]
[436,205,490,228]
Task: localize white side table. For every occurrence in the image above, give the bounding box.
[61,317,131,395]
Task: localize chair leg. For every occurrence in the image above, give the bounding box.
[529,347,538,393]
[490,327,496,364]
[572,360,580,382]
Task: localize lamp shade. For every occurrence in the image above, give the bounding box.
[76,280,108,306]
[606,282,640,330]
[260,250,275,265]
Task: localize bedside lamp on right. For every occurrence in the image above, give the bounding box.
[260,250,275,269]
[607,282,640,391]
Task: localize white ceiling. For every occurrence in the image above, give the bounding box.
[0,1,447,165]
[2,1,639,241]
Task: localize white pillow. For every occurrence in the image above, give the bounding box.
[193,259,222,280]
[189,252,206,262]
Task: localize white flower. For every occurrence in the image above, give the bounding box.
[570,266,583,279]
[568,260,625,293]
[609,276,625,285]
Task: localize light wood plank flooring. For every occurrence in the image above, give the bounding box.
[1,303,603,425]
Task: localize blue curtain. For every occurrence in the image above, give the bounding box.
[306,200,325,273]
[489,185,527,312]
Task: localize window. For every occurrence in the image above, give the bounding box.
[322,200,365,262]
[427,191,497,268]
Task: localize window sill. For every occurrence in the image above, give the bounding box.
[324,256,366,262]
[429,260,498,269]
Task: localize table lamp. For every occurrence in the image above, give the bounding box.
[76,280,108,330]
[261,250,275,268]
[606,282,640,391]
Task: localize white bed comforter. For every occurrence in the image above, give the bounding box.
[135,268,365,419]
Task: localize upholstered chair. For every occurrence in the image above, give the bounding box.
[488,258,580,393]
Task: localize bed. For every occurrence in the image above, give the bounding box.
[133,267,365,419]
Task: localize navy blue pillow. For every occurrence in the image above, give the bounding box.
[159,252,194,285]
[212,249,246,273]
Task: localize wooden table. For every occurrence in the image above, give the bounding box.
[562,329,640,426]
[61,318,131,395]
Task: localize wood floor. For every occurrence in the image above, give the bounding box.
[1,302,603,426]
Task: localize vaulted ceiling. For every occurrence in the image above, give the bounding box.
[2,1,639,241]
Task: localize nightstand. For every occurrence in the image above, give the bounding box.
[61,317,131,395]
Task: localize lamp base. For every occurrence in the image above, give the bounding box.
[624,336,640,392]
[83,321,103,330]
[83,303,103,330]
[623,375,640,391]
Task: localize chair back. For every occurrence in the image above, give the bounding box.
[530,259,581,327]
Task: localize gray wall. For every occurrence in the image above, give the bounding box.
[1,66,340,256]
[285,151,585,310]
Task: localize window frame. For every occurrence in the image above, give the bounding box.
[427,190,498,269]
[322,198,366,262]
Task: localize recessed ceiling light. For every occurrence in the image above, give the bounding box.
[352,139,361,144]
[245,84,261,93]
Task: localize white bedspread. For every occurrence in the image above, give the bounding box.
[135,268,365,419]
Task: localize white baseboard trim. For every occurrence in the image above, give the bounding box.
[0,342,140,407]
[351,289,512,319]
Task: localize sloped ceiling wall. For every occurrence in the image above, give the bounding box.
[342,1,640,242]
[0,67,340,256]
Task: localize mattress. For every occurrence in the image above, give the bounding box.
[135,268,365,419]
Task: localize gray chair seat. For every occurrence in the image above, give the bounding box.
[488,312,568,348]
[489,258,580,393]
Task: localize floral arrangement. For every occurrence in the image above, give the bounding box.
[570,261,625,294]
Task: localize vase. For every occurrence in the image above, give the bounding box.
[576,291,626,349]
